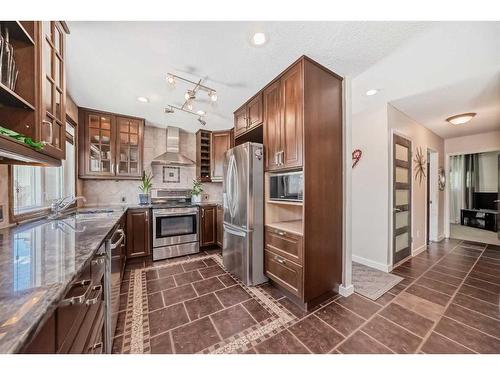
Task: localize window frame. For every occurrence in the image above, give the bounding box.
[9,116,78,224]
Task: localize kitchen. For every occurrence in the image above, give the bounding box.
[0,20,344,355]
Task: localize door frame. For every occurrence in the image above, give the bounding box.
[389,130,413,267]
[426,148,439,243]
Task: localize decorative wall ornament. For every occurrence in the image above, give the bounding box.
[438,167,446,191]
[163,166,180,183]
[352,149,362,168]
[413,146,427,186]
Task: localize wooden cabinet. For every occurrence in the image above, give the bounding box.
[200,205,217,247]
[211,130,232,181]
[216,204,223,247]
[264,62,303,171]
[126,208,150,258]
[196,129,211,182]
[233,92,263,138]
[264,249,303,298]
[79,108,144,179]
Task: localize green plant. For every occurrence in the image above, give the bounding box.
[191,179,203,196]
[139,172,153,194]
[0,126,44,150]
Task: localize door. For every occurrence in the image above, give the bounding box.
[201,206,216,247]
[126,209,150,258]
[84,111,116,177]
[223,144,249,229]
[234,107,248,137]
[223,223,250,284]
[247,93,263,130]
[211,130,232,181]
[217,205,223,247]
[392,134,412,264]
[263,80,281,171]
[116,117,143,178]
[280,63,303,169]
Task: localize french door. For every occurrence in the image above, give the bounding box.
[393,134,412,264]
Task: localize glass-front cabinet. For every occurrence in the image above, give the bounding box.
[79,109,144,179]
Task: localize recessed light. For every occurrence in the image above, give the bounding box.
[446,113,476,125]
[196,110,205,116]
[251,32,267,46]
[365,89,378,96]
[137,96,149,103]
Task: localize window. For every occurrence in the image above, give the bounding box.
[12,123,76,218]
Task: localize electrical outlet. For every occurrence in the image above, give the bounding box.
[121,196,126,203]
[203,194,209,201]
[0,204,3,222]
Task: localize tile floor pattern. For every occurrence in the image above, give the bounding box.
[113,240,500,354]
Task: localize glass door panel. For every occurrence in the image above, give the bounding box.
[87,114,114,175]
[116,117,142,177]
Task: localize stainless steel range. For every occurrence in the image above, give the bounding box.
[151,189,200,261]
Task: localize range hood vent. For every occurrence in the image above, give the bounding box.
[151,127,195,166]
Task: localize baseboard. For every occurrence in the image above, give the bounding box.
[338,284,354,297]
[437,233,445,241]
[412,244,426,257]
[352,255,390,273]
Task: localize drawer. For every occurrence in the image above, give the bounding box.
[265,226,303,264]
[264,249,303,298]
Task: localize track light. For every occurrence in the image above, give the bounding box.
[164,106,175,114]
[209,91,218,102]
[185,90,196,101]
[166,74,176,85]
[186,101,193,111]
[198,117,207,126]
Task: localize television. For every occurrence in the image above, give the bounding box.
[473,192,498,211]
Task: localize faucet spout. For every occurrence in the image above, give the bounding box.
[49,195,87,219]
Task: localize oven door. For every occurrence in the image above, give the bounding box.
[153,208,199,248]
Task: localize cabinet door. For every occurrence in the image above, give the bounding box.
[116,117,144,178]
[211,130,232,181]
[201,206,216,247]
[247,93,263,130]
[234,107,248,137]
[83,111,116,177]
[263,81,281,171]
[216,205,223,247]
[126,209,151,258]
[280,63,303,169]
[39,21,66,160]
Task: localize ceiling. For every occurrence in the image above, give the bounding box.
[66,21,432,132]
[391,69,500,139]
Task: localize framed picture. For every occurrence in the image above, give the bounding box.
[163,166,180,183]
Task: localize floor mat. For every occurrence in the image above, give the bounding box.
[352,262,403,300]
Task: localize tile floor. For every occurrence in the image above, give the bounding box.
[113,239,500,354]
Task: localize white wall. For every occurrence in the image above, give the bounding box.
[478,152,499,192]
[445,130,500,155]
[351,22,500,271]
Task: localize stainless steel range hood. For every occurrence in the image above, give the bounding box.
[151,126,195,166]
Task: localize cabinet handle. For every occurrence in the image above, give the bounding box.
[89,342,103,353]
[275,256,286,265]
[41,120,53,144]
[274,152,278,166]
[279,151,284,165]
[202,209,205,218]
[277,231,285,236]
[111,163,115,174]
[91,256,106,265]
[60,279,92,306]
[85,285,103,305]
[110,229,125,250]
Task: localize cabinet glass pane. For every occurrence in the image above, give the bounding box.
[90,143,100,159]
[120,133,129,145]
[90,157,100,172]
[54,26,62,54]
[130,162,138,174]
[395,233,409,252]
[395,211,408,229]
[119,148,129,162]
[43,41,52,79]
[395,144,408,162]
[101,117,111,130]
[55,56,62,88]
[130,147,138,162]
[45,79,53,114]
[52,123,61,149]
[55,90,62,121]
[89,116,99,128]
[130,134,138,146]
[395,167,408,184]
[120,122,129,133]
[395,189,409,206]
[100,130,111,144]
[42,21,51,39]
[129,122,138,134]
[101,160,110,173]
[119,161,128,174]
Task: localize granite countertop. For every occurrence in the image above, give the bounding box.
[0,208,126,353]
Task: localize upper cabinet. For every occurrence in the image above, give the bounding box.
[233,92,263,138]
[263,81,282,171]
[78,108,144,179]
[38,21,67,160]
[196,128,233,183]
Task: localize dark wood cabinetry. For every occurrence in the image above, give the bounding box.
[196,129,232,182]
[264,62,303,171]
[126,208,150,258]
[0,21,68,166]
[200,205,217,247]
[78,108,144,179]
[233,92,263,138]
[216,204,223,247]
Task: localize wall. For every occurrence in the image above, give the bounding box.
[478,151,499,192]
[82,126,222,205]
[388,105,445,253]
[445,130,500,155]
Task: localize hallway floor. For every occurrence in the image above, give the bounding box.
[451,224,500,246]
[113,239,500,354]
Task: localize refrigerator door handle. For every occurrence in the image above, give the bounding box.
[224,225,247,237]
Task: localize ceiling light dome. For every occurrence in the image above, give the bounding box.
[365,89,378,96]
[251,32,267,46]
[137,96,149,103]
[446,113,476,125]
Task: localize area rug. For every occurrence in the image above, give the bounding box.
[352,262,403,301]
[117,253,299,354]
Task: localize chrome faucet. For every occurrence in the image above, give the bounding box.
[49,195,87,219]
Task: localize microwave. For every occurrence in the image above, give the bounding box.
[269,171,303,202]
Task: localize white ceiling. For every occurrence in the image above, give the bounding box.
[391,69,500,139]
[66,21,432,132]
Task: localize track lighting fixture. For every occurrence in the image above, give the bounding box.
[166,74,176,85]
[198,117,207,126]
[208,91,218,102]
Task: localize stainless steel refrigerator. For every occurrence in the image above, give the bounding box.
[223,142,268,286]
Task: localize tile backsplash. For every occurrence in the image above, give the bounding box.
[82,126,222,205]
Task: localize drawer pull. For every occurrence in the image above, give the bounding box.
[89,342,103,354]
[91,256,106,265]
[277,231,286,236]
[61,279,92,306]
[86,285,103,305]
[275,256,286,265]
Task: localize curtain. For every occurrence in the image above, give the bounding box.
[464,153,480,209]
[450,155,465,224]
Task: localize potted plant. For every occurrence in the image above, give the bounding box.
[138,172,153,205]
[190,179,203,203]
